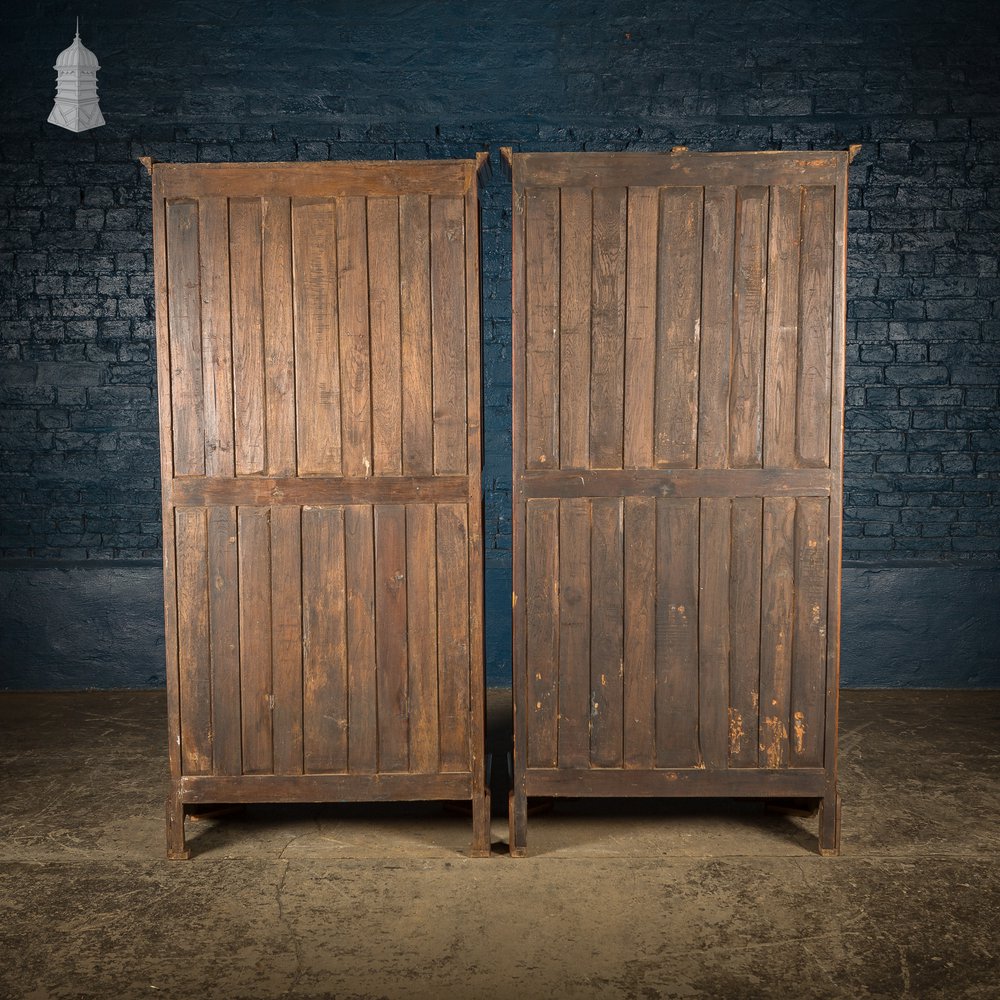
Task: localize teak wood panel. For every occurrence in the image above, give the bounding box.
[511,150,848,856]
[152,160,488,858]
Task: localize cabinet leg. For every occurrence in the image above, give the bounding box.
[508,789,527,858]
[166,785,190,861]
[818,793,842,857]
[470,788,492,858]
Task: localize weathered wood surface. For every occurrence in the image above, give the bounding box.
[151,161,487,856]
[511,150,848,855]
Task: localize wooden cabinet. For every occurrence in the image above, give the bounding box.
[508,150,849,856]
[149,159,490,859]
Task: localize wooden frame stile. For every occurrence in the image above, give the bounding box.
[509,148,853,857]
[145,157,490,859]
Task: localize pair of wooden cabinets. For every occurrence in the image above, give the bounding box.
[149,150,847,860]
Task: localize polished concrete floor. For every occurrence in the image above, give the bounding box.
[0,689,998,999]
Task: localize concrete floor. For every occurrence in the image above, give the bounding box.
[0,691,998,999]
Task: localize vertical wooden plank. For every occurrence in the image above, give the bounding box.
[590,497,624,768]
[399,194,433,475]
[559,187,591,470]
[345,505,378,773]
[406,504,440,772]
[152,182,181,782]
[623,187,658,470]
[763,186,801,469]
[302,506,348,774]
[526,499,559,768]
[759,497,795,769]
[797,186,835,468]
[525,187,560,470]
[654,187,703,469]
[590,187,627,470]
[165,201,204,476]
[730,187,768,469]
[368,198,403,476]
[437,503,471,772]
[292,199,341,476]
[334,196,373,477]
[262,196,296,476]
[175,507,212,775]
[698,498,731,769]
[655,497,700,767]
[207,506,241,775]
[198,197,235,478]
[557,498,591,769]
[374,504,409,773]
[791,498,829,767]
[239,505,273,774]
[623,496,656,769]
[229,198,266,476]
[728,497,762,767]
[271,505,303,775]
[697,187,736,470]
[430,196,468,475]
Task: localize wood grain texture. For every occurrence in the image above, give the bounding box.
[437,503,472,772]
[557,497,591,769]
[367,197,403,476]
[697,187,736,470]
[623,187,658,470]
[207,506,241,775]
[764,185,801,469]
[525,499,559,768]
[590,497,624,768]
[262,196,297,476]
[197,198,235,478]
[175,507,211,775]
[271,505,303,775]
[730,187,768,468]
[797,186,835,468]
[791,498,829,767]
[302,506,349,774]
[399,194,434,475]
[525,187,560,470]
[698,498,731,769]
[656,498,701,768]
[336,196,373,477]
[728,497,763,767]
[165,201,204,476]
[238,505,273,775]
[229,199,266,476]
[559,187,591,470]
[406,504,439,773]
[759,497,796,769]
[590,187,627,469]
[374,504,409,773]
[623,496,656,769]
[345,505,378,774]
[655,187,703,468]
[293,199,342,475]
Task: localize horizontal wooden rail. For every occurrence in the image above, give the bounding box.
[179,771,474,804]
[154,160,474,199]
[518,468,834,499]
[513,150,847,188]
[524,767,828,798]
[170,475,472,506]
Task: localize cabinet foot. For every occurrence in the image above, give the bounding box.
[166,786,190,861]
[818,793,842,856]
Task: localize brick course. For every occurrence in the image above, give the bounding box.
[1,0,998,566]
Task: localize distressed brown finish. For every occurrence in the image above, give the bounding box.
[151,160,488,858]
[511,150,848,856]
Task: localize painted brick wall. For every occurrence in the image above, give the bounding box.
[1,0,998,686]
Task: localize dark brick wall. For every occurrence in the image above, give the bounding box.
[1,2,998,603]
